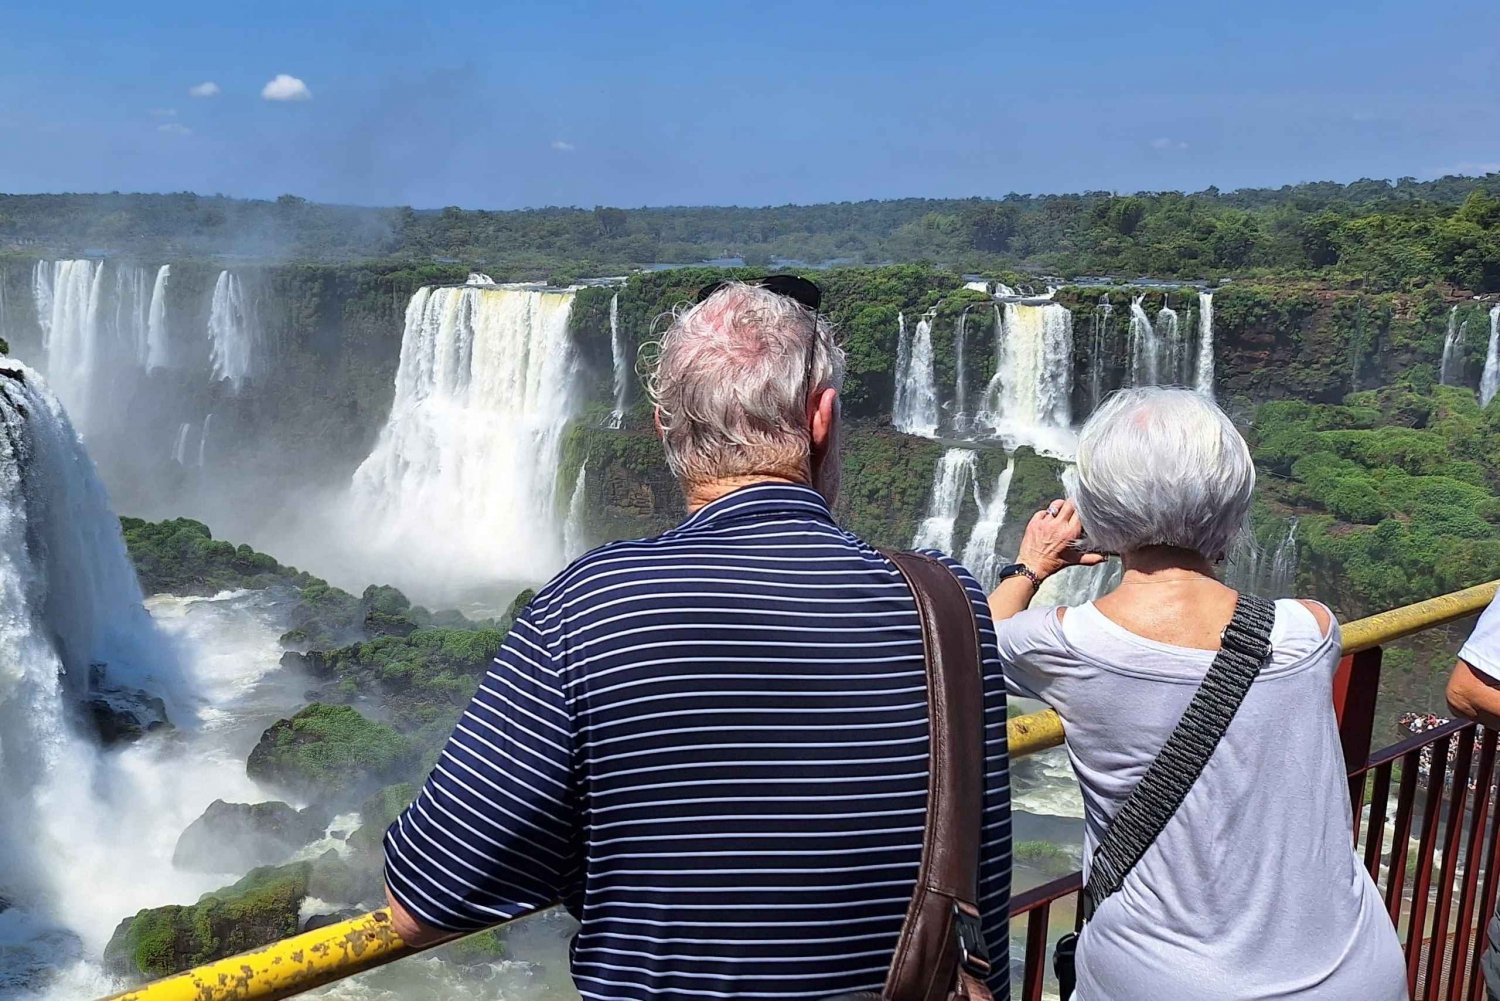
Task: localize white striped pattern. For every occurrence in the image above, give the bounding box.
[385,484,1011,999]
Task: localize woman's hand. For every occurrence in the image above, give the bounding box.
[1017,499,1108,581]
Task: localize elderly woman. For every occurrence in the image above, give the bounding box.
[991,388,1404,1000]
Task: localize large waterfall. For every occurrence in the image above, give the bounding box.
[609,292,628,427]
[1195,292,1216,398]
[911,448,979,553]
[1483,306,1500,407]
[1127,295,1159,386]
[893,309,940,437]
[978,302,1074,454]
[32,260,107,428]
[208,271,257,388]
[349,281,579,592]
[959,456,1017,590]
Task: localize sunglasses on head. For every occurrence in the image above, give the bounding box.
[695,274,822,311]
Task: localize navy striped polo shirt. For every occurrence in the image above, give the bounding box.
[384,482,1012,999]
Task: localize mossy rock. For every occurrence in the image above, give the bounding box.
[247,704,417,803]
[103,863,311,980]
[173,799,329,873]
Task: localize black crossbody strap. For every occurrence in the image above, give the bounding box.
[1082,593,1277,918]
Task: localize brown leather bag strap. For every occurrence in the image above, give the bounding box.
[879,551,993,1001]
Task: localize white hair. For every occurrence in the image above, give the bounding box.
[1073,387,1254,559]
[646,282,845,486]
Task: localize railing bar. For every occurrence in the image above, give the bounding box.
[1023,901,1051,1001]
[1367,720,1476,771]
[1365,761,1394,882]
[1009,871,1082,914]
[1470,740,1500,1001]
[1424,728,1476,1001]
[1409,734,1454,996]
[1450,729,1497,1000]
[1390,749,1422,927]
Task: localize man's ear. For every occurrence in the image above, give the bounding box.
[810,387,839,455]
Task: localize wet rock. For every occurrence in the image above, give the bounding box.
[173,800,329,873]
[85,686,171,746]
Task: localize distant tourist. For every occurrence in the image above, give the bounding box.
[381,278,1015,998]
[990,388,1405,1000]
[1445,599,1500,999]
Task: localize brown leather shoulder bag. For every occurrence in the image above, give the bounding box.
[826,551,996,1001]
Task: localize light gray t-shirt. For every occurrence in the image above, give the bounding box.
[1000,599,1405,1001]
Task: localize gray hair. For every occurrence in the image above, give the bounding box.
[646,282,845,485]
[1073,387,1254,559]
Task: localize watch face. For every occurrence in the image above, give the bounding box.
[997,562,1026,580]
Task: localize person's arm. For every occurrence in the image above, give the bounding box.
[988,498,1105,623]
[1446,595,1500,728]
[382,597,577,942]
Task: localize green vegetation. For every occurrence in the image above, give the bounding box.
[103,863,312,979]
[246,704,417,802]
[1014,840,1078,878]
[6,176,1499,289]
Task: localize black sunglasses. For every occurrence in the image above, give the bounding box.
[695,274,822,311]
[695,274,826,402]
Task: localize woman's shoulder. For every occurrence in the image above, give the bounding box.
[1267,597,1341,670]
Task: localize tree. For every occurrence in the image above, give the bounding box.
[962,203,1019,253]
[594,206,628,237]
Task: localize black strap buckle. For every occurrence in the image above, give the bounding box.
[952,902,991,978]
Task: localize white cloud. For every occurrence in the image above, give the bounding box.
[157,122,193,136]
[551,139,576,152]
[149,108,178,118]
[188,81,220,98]
[261,74,312,102]
[1150,137,1189,151]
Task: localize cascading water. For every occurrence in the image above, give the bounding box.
[1195,291,1215,398]
[1157,305,1184,383]
[963,280,990,294]
[32,260,106,428]
[911,449,979,553]
[171,423,192,465]
[953,308,970,428]
[1090,297,1113,412]
[145,265,170,371]
[208,271,257,389]
[197,413,212,469]
[608,292,628,429]
[892,309,940,438]
[1439,307,1465,386]
[563,461,590,560]
[1127,295,1159,386]
[959,456,1017,590]
[348,281,579,595]
[977,302,1074,454]
[1229,519,1300,597]
[1482,306,1500,407]
[111,266,150,369]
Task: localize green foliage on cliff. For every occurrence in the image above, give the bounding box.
[121,517,308,594]
[834,427,947,549]
[246,704,417,801]
[1251,383,1500,615]
[104,863,312,979]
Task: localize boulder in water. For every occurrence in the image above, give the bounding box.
[172,799,330,873]
[246,703,416,804]
[85,684,172,746]
[103,862,312,980]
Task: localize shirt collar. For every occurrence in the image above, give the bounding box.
[676,482,835,531]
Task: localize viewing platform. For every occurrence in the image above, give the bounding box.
[101,579,1500,1001]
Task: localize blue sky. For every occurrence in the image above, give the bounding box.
[1,0,1495,209]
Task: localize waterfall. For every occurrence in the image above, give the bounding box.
[0,360,177,937]
[1230,519,1300,597]
[208,271,257,388]
[1090,298,1113,413]
[31,259,107,428]
[197,413,212,468]
[911,449,980,553]
[145,265,171,370]
[959,457,1017,590]
[964,280,990,294]
[1439,307,1460,385]
[112,265,151,368]
[563,461,590,560]
[171,423,192,465]
[608,292,628,429]
[1195,292,1216,398]
[1482,306,1500,407]
[953,308,970,428]
[349,282,579,587]
[978,302,1074,454]
[1157,305,1184,383]
[893,309,940,438]
[1128,295,1159,386]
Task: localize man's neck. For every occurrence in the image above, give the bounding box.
[685,474,805,513]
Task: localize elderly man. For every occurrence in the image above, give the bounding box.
[382,278,1013,999]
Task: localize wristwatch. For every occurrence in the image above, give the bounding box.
[997,563,1043,591]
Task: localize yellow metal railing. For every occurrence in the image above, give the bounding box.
[101,579,1500,1001]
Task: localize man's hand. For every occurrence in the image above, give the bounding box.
[386,883,460,949]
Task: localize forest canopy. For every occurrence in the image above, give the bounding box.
[4,173,1499,291]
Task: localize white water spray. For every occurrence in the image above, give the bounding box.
[32,260,106,428]
[197,414,212,469]
[608,292,628,428]
[977,302,1074,454]
[1128,295,1159,386]
[1157,305,1184,383]
[953,308,970,427]
[893,309,940,438]
[563,461,590,560]
[1195,292,1215,398]
[959,456,1017,590]
[145,266,170,371]
[208,272,257,388]
[911,449,979,553]
[1482,306,1500,407]
[348,283,579,592]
